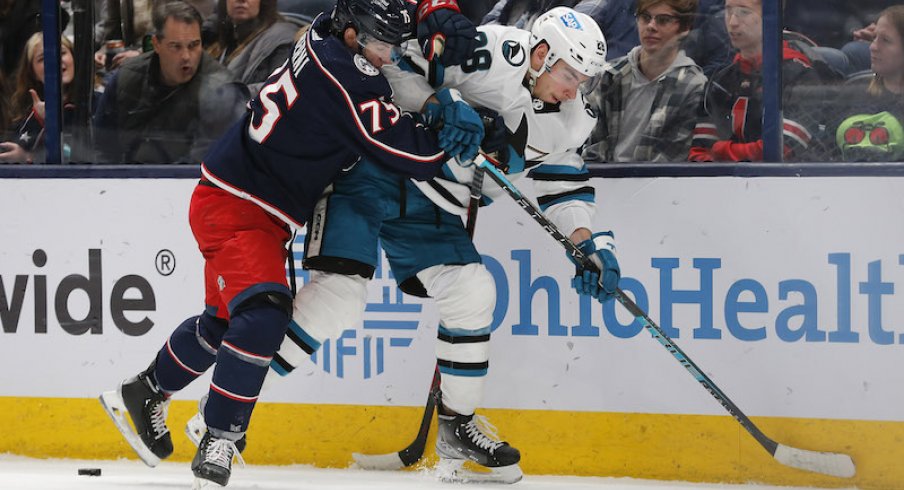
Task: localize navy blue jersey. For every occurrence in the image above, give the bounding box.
[202,15,445,228]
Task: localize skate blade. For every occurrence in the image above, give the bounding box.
[98,390,161,468]
[185,411,206,447]
[435,458,523,484]
[191,476,225,489]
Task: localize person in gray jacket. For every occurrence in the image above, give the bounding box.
[207,0,298,94]
[93,0,246,163]
[584,0,705,162]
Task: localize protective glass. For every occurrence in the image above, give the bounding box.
[357,32,403,65]
[546,60,601,95]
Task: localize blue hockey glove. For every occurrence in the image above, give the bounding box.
[424,88,483,164]
[569,231,620,303]
[416,1,478,66]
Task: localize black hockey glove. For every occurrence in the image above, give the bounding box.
[475,107,525,174]
[416,0,478,66]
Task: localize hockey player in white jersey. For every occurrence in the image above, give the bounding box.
[187,7,620,485]
[367,10,619,482]
[387,6,610,222]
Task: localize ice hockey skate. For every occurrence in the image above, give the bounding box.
[191,432,244,488]
[98,367,173,467]
[185,395,247,453]
[435,410,522,484]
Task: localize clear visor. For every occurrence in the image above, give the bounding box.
[546,60,602,95]
[357,32,403,66]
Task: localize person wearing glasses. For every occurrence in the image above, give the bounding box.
[833,5,904,162]
[688,0,820,162]
[584,0,706,163]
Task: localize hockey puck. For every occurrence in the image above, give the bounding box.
[78,468,102,476]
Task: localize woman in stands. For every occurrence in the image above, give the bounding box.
[207,0,298,94]
[0,33,76,164]
[834,5,904,162]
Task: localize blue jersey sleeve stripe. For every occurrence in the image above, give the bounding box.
[309,37,445,164]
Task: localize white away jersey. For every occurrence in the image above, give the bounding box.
[382,24,598,236]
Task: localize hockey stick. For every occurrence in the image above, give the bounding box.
[472,156,856,479]
[352,165,486,470]
[352,366,440,469]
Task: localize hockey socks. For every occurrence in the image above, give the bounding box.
[153,313,227,394]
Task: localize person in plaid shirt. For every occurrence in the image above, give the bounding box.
[584,0,705,163]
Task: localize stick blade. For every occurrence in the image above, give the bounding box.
[351,451,406,471]
[773,444,855,478]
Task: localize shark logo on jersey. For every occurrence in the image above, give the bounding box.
[353,54,380,76]
[502,40,525,67]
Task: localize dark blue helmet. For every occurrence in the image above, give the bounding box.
[331,0,411,46]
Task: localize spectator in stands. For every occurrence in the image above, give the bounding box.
[0,0,70,79]
[575,0,640,60]
[0,33,77,164]
[207,0,297,94]
[840,21,882,74]
[782,0,887,76]
[94,0,214,72]
[784,0,886,50]
[482,0,579,29]
[584,0,706,162]
[688,0,820,162]
[682,0,732,76]
[0,73,9,132]
[93,0,246,164]
[833,5,904,162]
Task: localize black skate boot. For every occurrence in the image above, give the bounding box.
[192,432,244,488]
[185,395,247,454]
[435,411,522,484]
[99,364,173,467]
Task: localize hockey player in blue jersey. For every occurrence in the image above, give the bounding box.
[98,0,487,487]
[246,7,620,484]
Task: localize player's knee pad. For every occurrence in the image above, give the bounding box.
[292,270,369,342]
[221,292,292,362]
[418,263,496,330]
[196,311,229,354]
[271,271,369,375]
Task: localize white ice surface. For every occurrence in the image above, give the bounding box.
[0,455,858,490]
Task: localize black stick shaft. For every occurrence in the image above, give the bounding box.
[474,157,780,456]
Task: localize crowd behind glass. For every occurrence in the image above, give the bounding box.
[0,0,900,164]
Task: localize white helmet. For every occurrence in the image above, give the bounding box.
[529,7,607,93]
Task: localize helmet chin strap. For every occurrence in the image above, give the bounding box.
[527,50,552,94]
[527,67,540,93]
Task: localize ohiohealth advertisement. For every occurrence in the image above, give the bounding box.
[1,177,902,423]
